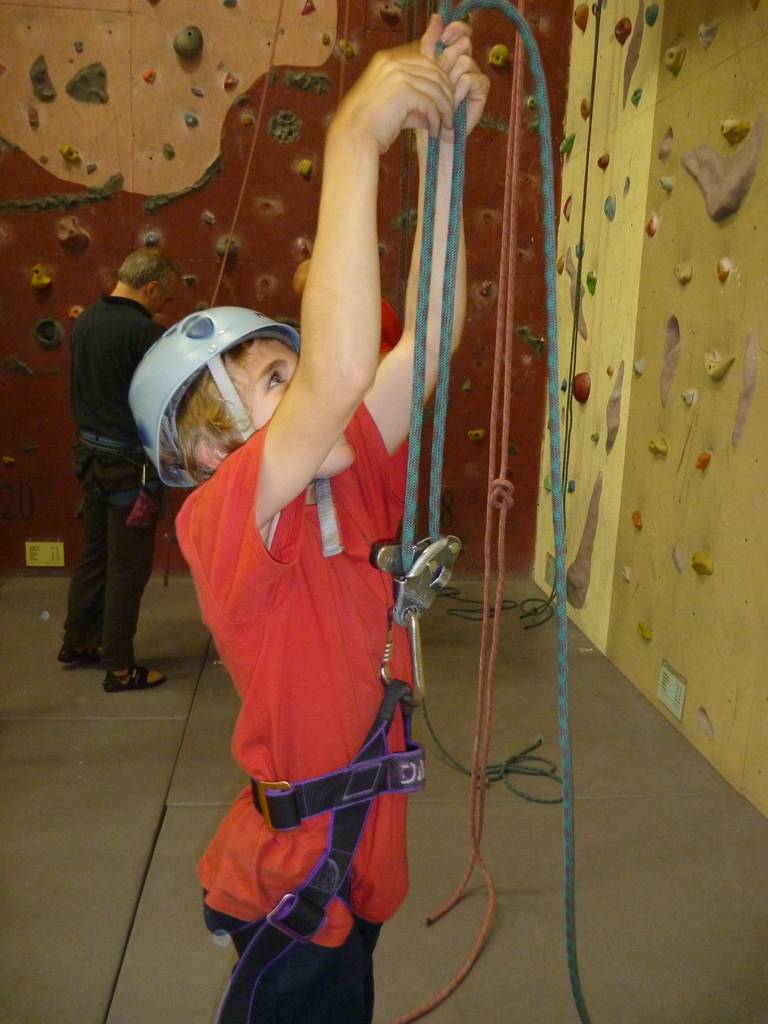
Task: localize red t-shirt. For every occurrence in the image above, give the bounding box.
[176,404,412,947]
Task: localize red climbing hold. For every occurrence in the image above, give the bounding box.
[573,372,591,403]
[301,0,316,13]
[615,18,632,44]
[597,152,610,170]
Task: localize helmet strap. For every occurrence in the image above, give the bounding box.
[206,354,255,439]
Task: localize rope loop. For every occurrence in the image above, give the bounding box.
[489,478,515,509]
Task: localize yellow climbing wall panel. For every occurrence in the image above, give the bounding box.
[536,1,768,817]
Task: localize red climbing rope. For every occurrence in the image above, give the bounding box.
[388,5,527,1021]
[209,0,287,307]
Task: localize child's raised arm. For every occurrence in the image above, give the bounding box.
[255,19,458,530]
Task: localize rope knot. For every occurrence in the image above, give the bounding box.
[489,478,515,509]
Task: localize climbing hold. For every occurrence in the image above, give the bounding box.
[633,358,646,375]
[28,106,39,129]
[645,4,659,26]
[302,0,316,12]
[184,112,199,128]
[645,213,660,236]
[614,17,632,45]
[74,40,84,53]
[526,95,538,111]
[143,69,156,84]
[30,56,56,102]
[322,33,331,46]
[223,0,237,6]
[201,209,215,224]
[162,143,175,160]
[191,86,204,98]
[215,235,239,259]
[567,480,576,494]
[564,249,588,340]
[488,44,510,69]
[3,455,15,465]
[605,361,625,454]
[664,46,686,75]
[559,133,575,157]
[660,316,681,408]
[586,271,597,295]
[296,158,313,179]
[704,351,735,380]
[59,144,80,163]
[338,39,355,59]
[143,229,161,247]
[648,434,669,456]
[573,372,591,403]
[674,261,693,284]
[631,511,643,530]
[637,621,653,641]
[591,432,600,444]
[732,333,758,446]
[672,545,685,573]
[574,4,589,32]
[696,451,711,470]
[224,72,239,91]
[580,98,591,119]
[682,388,698,407]
[182,274,198,287]
[631,87,643,107]
[604,195,616,221]
[717,256,734,282]
[607,365,615,377]
[659,175,675,192]
[462,379,472,393]
[623,177,631,197]
[33,318,64,350]
[682,115,764,222]
[622,1,644,108]
[269,110,301,144]
[556,254,565,275]
[467,428,485,442]
[68,305,83,319]
[597,152,610,170]
[240,112,255,126]
[560,379,568,393]
[174,26,204,58]
[30,263,52,290]
[691,551,714,576]
[86,161,97,175]
[543,474,552,492]
[697,707,716,741]
[658,126,674,162]
[720,119,751,145]
[575,241,585,258]
[57,215,89,250]
[698,22,719,48]
[563,195,573,221]
[621,566,631,582]
[65,62,108,104]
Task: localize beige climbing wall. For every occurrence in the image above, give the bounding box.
[536,0,768,817]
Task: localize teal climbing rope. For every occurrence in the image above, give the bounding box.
[401,3,592,1021]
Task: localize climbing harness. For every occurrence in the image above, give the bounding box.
[388,1,593,1022]
[213,681,425,1023]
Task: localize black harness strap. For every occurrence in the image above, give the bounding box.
[214,681,424,1024]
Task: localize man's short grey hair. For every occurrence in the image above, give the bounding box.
[117,248,178,291]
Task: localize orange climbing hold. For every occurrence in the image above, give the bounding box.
[574,4,589,32]
[143,69,156,84]
[631,510,643,530]
[696,451,711,470]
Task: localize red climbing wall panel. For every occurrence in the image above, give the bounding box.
[0,0,570,576]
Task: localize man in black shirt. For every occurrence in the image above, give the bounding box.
[60,247,178,692]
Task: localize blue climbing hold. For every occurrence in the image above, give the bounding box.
[645,4,659,27]
[604,194,616,221]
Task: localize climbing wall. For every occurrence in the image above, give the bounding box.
[0,0,571,576]
[535,1,767,816]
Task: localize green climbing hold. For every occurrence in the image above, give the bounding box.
[543,474,552,493]
[631,87,643,107]
[30,56,56,103]
[645,4,659,26]
[586,271,597,295]
[65,62,108,104]
[174,26,204,59]
[559,132,576,157]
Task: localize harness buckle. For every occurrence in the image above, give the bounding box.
[266,892,327,941]
[254,779,292,832]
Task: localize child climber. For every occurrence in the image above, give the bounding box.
[130,16,488,1024]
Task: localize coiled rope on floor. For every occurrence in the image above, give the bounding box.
[393,2,592,1022]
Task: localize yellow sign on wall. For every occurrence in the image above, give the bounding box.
[25,540,65,567]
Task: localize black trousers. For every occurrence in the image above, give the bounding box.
[204,902,382,1024]
[63,449,158,670]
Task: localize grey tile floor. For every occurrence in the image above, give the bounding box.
[1,574,767,1024]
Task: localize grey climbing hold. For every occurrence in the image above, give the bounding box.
[658,126,674,162]
[191,86,204,98]
[659,175,675,192]
[33,317,65,350]
[698,21,718,48]
[162,143,176,160]
[182,274,198,286]
[184,112,199,128]
[30,56,56,103]
[143,229,161,247]
[682,115,765,221]
[604,194,616,220]
[268,110,301,144]
[74,40,84,54]
[201,209,215,224]
[65,62,108,104]
[174,26,204,58]
[85,161,97,174]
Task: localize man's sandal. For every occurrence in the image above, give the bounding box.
[103,665,167,693]
[58,643,101,666]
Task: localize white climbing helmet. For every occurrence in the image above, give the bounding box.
[129,306,300,487]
